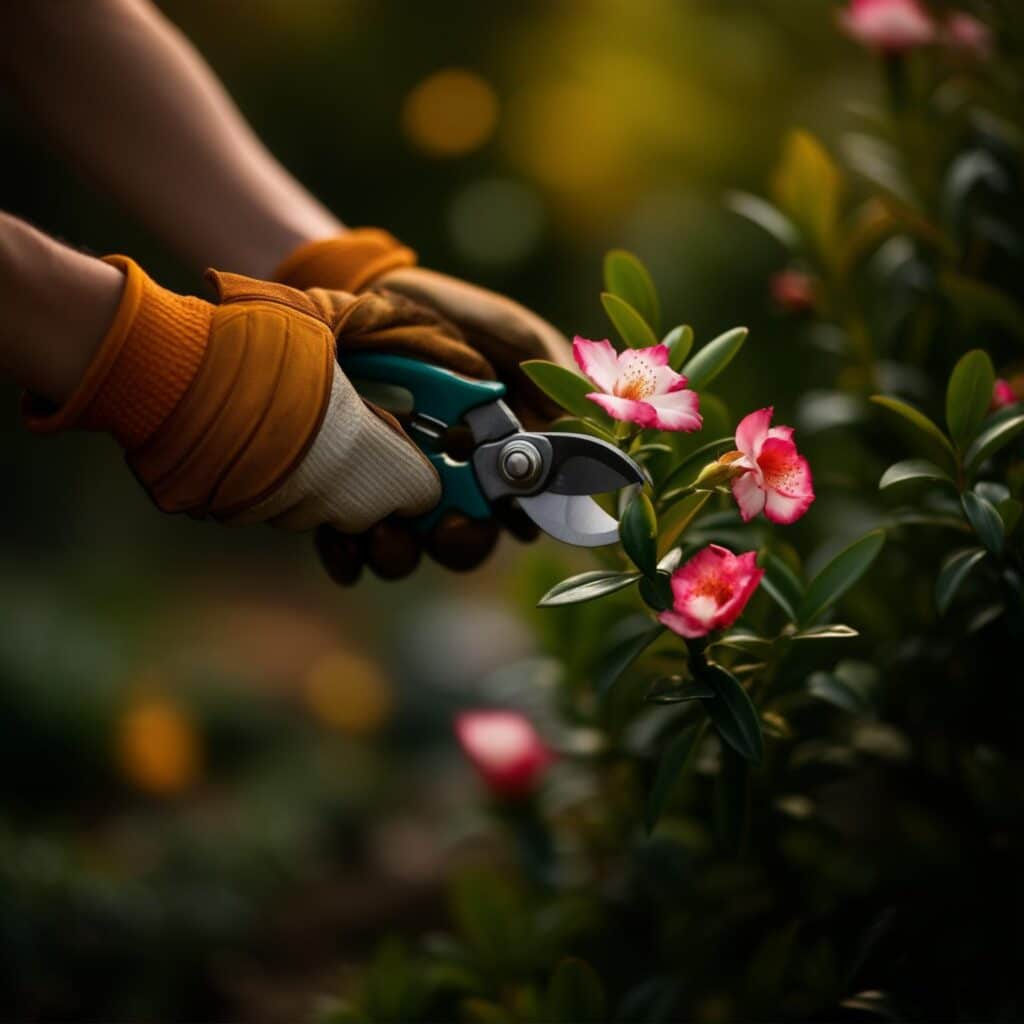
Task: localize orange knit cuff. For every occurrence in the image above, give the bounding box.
[272,228,417,293]
[25,256,213,450]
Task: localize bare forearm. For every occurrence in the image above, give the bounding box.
[3,0,342,278]
[0,213,124,402]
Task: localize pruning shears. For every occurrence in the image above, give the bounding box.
[338,352,644,546]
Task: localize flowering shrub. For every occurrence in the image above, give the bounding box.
[320,4,1024,1021]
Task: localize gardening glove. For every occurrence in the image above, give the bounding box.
[24,257,497,574]
[273,228,574,430]
[274,229,569,582]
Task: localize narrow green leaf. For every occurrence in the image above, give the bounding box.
[657,491,711,556]
[879,458,956,491]
[710,630,774,655]
[646,724,702,833]
[965,412,1024,475]
[725,190,801,249]
[520,360,603,420]
[546,957,607,1024]
[870,396,957,469]
[681,327,748,391]
[537,569,642,607]
[797,530,885,625]
[595,622,663,698]
[946,349,995,447]
[663,325,694,371]
[962,491,1004,556]
[548,415,620,446]
[998,497,1023,536]
[760,553,804,622]
[621,491,658,577]
[601,292,659,350]
[646,677,713,706]
[659,436,735,496]
[604,250,660,333]
[935,547,987,614]
[638,572,674,611]
[771,131,842,258]
[700,663,764,764]
[791,624,859,640]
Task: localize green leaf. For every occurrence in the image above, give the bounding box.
[520,360,603,420]
[700,663,764,764]
[548,415,619,446]
[725,190,801,249]
[935,547,987,615]
[710,630,774,655]
[965,412,1024,475]
[546,957,607,1024]
[962,491,1004,556]
[946,349,996,447]
[621,491,658,577]
[681,327,748,391]
[771,130,842,259]
[807,668,872,715]
[657,491,712,556]
[760,553,805,622]
[595,622,663,698]
[659,436,735,495]
[646,724,702,833]
[537,569,642,607]
[646,676,715,704]
[638,572,674,611]
[879,458,956,491]
[941,270,1024,344]
[797,530,885,626]
[601,292,659,350]
[791,624,859,640]
[870,396,957,470]
[663,325,694,370]
[604,250,660,334]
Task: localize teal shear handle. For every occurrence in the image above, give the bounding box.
[338,352,508,531]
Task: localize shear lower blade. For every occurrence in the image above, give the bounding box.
[517,491,621,547]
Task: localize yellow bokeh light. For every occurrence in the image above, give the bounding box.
[304,650,394,736]
[402,68,499,157]
[116,694,201,797]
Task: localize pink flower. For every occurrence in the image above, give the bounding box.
[572,337,702,432]
[730,408,815,525]
[771,270,817,314]
[658,545,764,639]
[943,13,993,60]
[454,710,554,799]
[838,0,936,53]
[991,378,1016,411]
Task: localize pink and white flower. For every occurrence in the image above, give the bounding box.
[572,337,702,432]
[838,0,936,53]
[730,408,815,525]
[942,13,993,61]
[658,545,764,639]
[991,378,1017,411]
[454,710,554,799]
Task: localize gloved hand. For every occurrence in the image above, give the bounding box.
[25,257,494,576]
[274,229,573,583]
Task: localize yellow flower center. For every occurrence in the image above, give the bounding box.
[614,362,657,401]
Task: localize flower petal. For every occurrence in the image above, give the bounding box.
[735,407,773,458]
[731,471,766,522]
[756,437,814,498]
[641,389,702,432]
[657,609,705,638]
[572,337,620,392]
[587,392,651,425]
[764,485,815,524]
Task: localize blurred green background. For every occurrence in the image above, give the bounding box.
[0,1,872,1019]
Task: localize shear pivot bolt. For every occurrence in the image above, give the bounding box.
[499,440,543,487]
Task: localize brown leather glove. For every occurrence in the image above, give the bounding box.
[275,229,570,583]
[25,259,494,570]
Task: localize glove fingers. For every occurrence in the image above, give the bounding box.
[363,518,423,579]
[315,525,365,586]
[425,511,500,572]
[343,326,495,382]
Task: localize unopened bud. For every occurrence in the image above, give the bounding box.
[693,451,749,489]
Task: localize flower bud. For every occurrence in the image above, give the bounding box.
[454,710,554,799]
[692,451,750,489]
